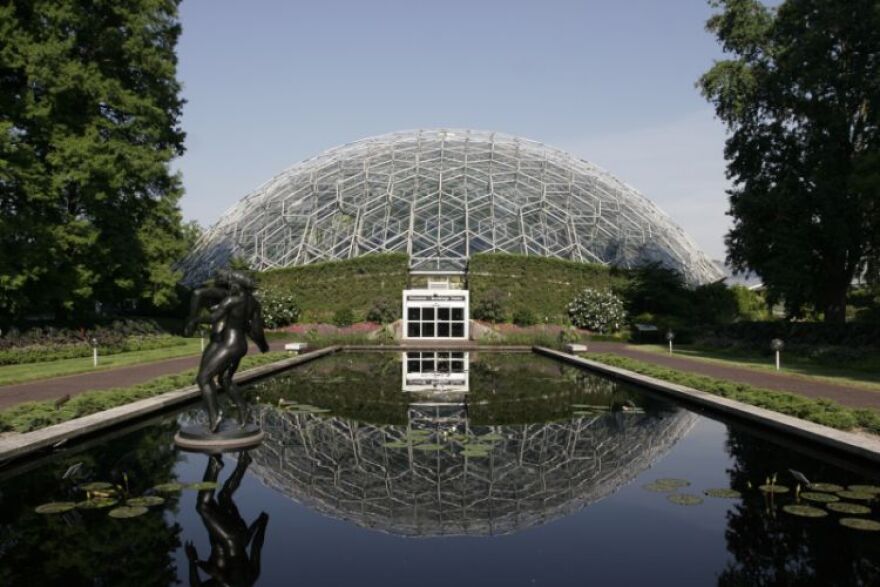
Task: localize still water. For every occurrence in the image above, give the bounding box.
[1,352,878,586]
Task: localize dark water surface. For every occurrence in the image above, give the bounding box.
[1,352,879,586]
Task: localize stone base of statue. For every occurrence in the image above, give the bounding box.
[174,420,264,453]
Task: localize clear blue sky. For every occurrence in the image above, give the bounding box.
[176,0,733,259]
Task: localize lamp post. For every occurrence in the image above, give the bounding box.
[770,338,784,371]
[91,337,99,367]
[666,330,675,355]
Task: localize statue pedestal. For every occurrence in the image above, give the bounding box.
[174,421,264,453]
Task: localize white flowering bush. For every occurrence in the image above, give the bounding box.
[567,288,626,333]
[258,291,301,329]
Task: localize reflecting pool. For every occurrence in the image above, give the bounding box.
[1,352,879,586]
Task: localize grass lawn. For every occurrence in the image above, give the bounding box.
[628,344,880,393]
[0,339,205,386]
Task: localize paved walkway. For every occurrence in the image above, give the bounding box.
[1,341,877,411]
[587,342,880,410]
[0,342,290,410]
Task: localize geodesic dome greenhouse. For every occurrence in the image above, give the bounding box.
[181,129,722,284]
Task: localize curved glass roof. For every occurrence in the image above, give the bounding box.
[182,129,722,284]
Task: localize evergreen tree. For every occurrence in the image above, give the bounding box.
[700,0,880,322]
[0,0,187,320]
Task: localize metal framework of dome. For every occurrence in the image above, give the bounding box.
[248,405,697,537]
[182,129,722,284]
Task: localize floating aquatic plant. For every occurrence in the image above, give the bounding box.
[79,481,114,492]
[35,502,76,514]
[108,506,148,519]
[758,484,789,494]
[837,490,875,501]
[76,498,117,510]
[187,481,219,491]
[839,518,880,531]
[383,440,410,449]
[807,483,844,493]
[800,491,840,503]
[153,482,184,493]
[827,502,871,515]
[656,478,690,488]
[126,496,165,507]
[782,505,827,518]
[847,485,880,495]
[643,482,676,493]
[413,443,444,451]
[667,494,703,506]
[478,433,504,442]
[703,488,741,499]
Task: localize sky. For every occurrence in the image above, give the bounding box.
[175,0,733,260]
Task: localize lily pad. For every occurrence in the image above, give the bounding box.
[704,488,742,499]
[79,481,114,492]
[839,518,880,531]
[187,481,219,491]
[783,504,827,518]
[126,496,165,507]
[847,485,880,495]
[656,478,690,488]
[827,502,871,515]
[800,491,840,503]
[667,494,703,506]
[478,433,504,442]
[35,502,76,514]
[76,498,118,510]
[413,443,444,451]
[461,450,491,458]
[153,482,184,493]
[837,490,875,501]
[758,484,790,494]
[108,506,148,519]
[383,440,410,449]
[807,483,844,493]
[643,482,676,493]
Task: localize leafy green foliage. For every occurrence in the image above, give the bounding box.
[365,297,399,324]
[0,0,189,320]
[589,353,880,435]
[332,308,354,327]
[512,308,537,327]
[0,335,185,366]
[257,254,408,323]
[257,291,300,329]
[472,287,507,323]
[699,0,880,322]
[468,253,626,324]
[567,289,626,333]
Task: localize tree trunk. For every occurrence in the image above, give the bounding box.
[823,282,848,323]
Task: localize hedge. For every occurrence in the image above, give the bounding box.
[257,254,408,323]
[468,253,628,324]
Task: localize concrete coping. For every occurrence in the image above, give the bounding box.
[534,346,880,465]
[0,346,340,465]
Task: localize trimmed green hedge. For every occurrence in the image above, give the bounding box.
[0,335,187,366]
[468,253,628,324]
[588,353,880,435]
[257,254,408,323]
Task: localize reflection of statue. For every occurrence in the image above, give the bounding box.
[186,452,269,587]
[183,270,269,433]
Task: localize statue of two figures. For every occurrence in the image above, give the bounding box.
[176,269,269,450]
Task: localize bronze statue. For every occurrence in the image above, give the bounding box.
[186,452,268,587]
[177,270,269,448]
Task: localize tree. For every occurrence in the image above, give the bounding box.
[699,0,880,322]
[0,0,187,320]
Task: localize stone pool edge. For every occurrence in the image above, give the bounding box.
[0,346,340,464]
[534,346,880,464]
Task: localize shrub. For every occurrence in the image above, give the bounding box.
[332,308,355,327]
[512,308,537,327]
[472,288,507,323]
[567,288,626,333]
[366,297,399,324]
[258,291,300,329]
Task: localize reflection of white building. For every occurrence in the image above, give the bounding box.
[402,351,469,392]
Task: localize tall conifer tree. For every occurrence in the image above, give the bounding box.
[0,0,187,320]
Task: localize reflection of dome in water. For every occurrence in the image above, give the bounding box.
[249,406,697,537]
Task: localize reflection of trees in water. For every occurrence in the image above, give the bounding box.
[0,422,183,586]
[249,405,697,537]
[719,430,880,586]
